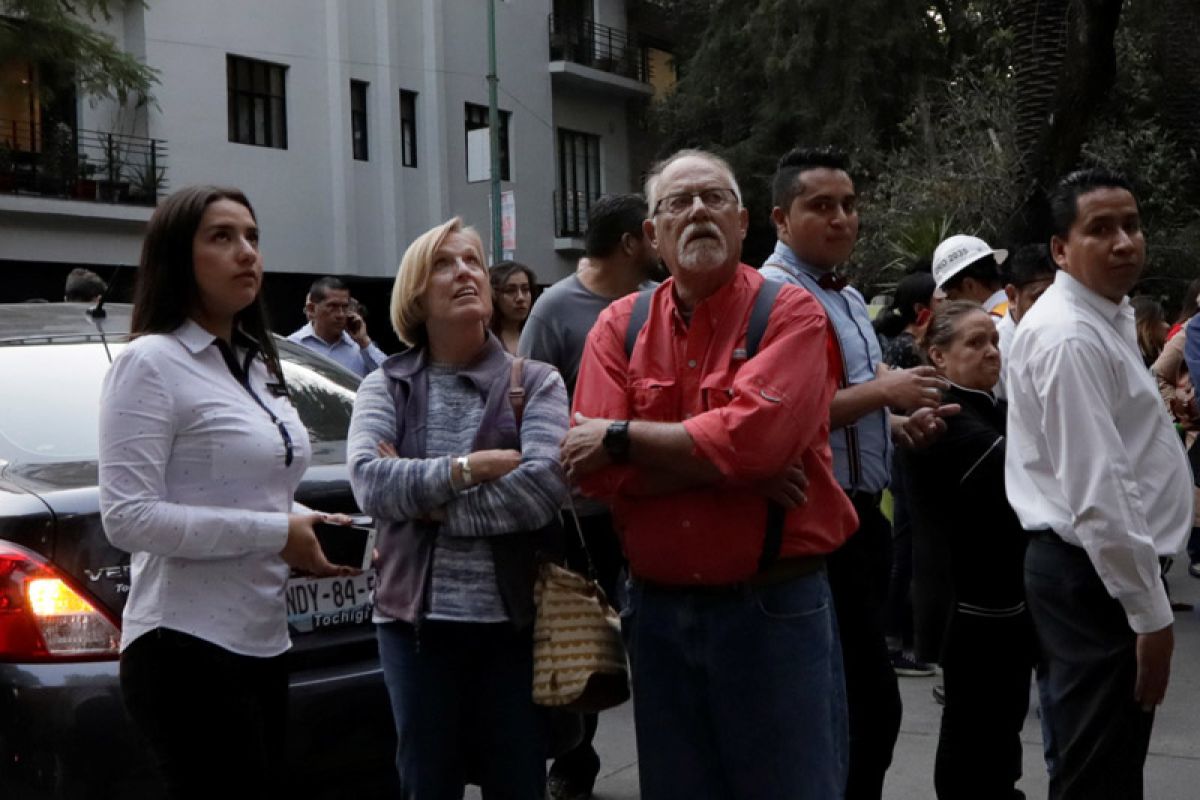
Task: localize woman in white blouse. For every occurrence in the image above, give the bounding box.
[98,186,354,798]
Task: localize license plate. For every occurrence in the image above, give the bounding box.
[286,570,376,634]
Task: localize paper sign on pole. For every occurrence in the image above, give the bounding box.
[467,128,491,183]
[501,190,516,260]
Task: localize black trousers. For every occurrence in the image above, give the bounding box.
[885,460,916,650]
[1025,536,1156,800]
[120,628,287,800]
[934,606,1037,800]
[827,495,902,800]
[549,510,626,789]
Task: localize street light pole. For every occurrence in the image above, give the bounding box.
[487,0,503,262]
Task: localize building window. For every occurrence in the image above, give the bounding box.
[350,80,369,161]
[556,129,601,237]
[227,55,287,149]
[464,102,510,181]
[399,89,417,168]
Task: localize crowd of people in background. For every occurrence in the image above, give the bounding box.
[94,143,1195,800]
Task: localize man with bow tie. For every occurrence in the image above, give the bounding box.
[761,147,956,800]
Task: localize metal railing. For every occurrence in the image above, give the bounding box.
[0,118,168,206]
[553,188,600,239]
[549,14,652,84]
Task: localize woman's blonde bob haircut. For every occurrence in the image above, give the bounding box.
[390,217,486,346]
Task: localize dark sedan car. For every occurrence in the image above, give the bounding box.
[0,303,396,798]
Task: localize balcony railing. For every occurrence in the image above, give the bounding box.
[549,14,651,84]
[554,188,601,239]
[0,119,168,207]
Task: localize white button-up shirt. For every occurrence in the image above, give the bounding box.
[99,320,312,656]
[1005,270,1192,634]
[994,311,1016,399]
[287,322,386,377]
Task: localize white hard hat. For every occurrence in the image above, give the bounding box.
[932,234,1008,289]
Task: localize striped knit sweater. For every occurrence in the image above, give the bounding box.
[348,361,568,622]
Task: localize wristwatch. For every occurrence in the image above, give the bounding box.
[603,420,631,463]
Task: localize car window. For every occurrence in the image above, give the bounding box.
[0,339,359,465]
[277,341,359,465]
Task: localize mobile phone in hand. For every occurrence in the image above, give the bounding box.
[313,523,375,570]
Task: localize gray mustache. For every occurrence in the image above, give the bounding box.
[682,224,722,247]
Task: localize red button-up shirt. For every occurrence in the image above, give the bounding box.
[573,264,858,586]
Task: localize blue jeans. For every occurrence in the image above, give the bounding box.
[623,570,847,800]
[376,620,546,800]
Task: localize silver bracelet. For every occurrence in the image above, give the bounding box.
[457,455,473,487]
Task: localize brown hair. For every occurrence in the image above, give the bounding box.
[132,185,283,380]
[488,260,538,335]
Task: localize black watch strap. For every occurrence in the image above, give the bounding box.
[603,420,631,463]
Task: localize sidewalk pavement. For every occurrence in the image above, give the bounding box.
[463,561,1200,799]
[563,558,1200,799]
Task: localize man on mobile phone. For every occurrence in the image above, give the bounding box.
[288,277,387,377]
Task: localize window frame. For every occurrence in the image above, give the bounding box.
[350,80,369,161]
[556,128,602,238]
[399,89,418,168]
[464,102,511,181]
[226,54,289,149]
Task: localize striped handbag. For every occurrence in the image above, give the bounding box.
[531,514,629,712]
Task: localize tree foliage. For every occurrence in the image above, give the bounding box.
[649,0,1200,302]
[0,0,158,104]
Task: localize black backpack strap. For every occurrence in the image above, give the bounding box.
[747,278,785,571]
[745,278,783,358]
[624,289,655,360]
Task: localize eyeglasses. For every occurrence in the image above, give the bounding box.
[653,188,739,217]
[499,285,532,298]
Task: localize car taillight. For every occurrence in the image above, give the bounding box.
[0,541,120,661]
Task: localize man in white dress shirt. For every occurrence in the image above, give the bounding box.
[1005,169,1193,799]
[288,277,386,376]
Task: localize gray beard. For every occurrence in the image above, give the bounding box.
[677,238,726,272]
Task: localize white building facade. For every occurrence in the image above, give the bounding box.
[0,0,673,286]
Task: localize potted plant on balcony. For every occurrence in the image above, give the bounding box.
[97,134,130,203]
[38,122,75,197]
[129,161,166,205]
[71,155,99,200]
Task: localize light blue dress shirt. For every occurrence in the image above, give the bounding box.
[761,240,892,494]
[287,322,386,377]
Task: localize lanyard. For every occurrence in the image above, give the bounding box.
[214,338,295,467]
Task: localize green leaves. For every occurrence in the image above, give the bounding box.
[0,0,158,104]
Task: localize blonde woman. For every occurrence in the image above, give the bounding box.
[347,218,569,797]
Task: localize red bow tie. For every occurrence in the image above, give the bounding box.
[817,271,848,292]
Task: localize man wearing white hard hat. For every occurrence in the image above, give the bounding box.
[932,234,1010,321]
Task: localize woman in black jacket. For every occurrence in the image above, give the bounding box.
[904,300,1038,800]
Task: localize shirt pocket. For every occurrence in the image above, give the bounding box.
[630,377,679,422]
[700,368,737,411]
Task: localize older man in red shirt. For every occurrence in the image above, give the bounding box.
[562,149,858,799]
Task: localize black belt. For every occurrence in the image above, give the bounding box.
[845,489,882,507]
[1031,530,1172,573]
[643,555,827,595]
[1029,529,1071,547]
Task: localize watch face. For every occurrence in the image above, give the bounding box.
[604,421,630,462]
